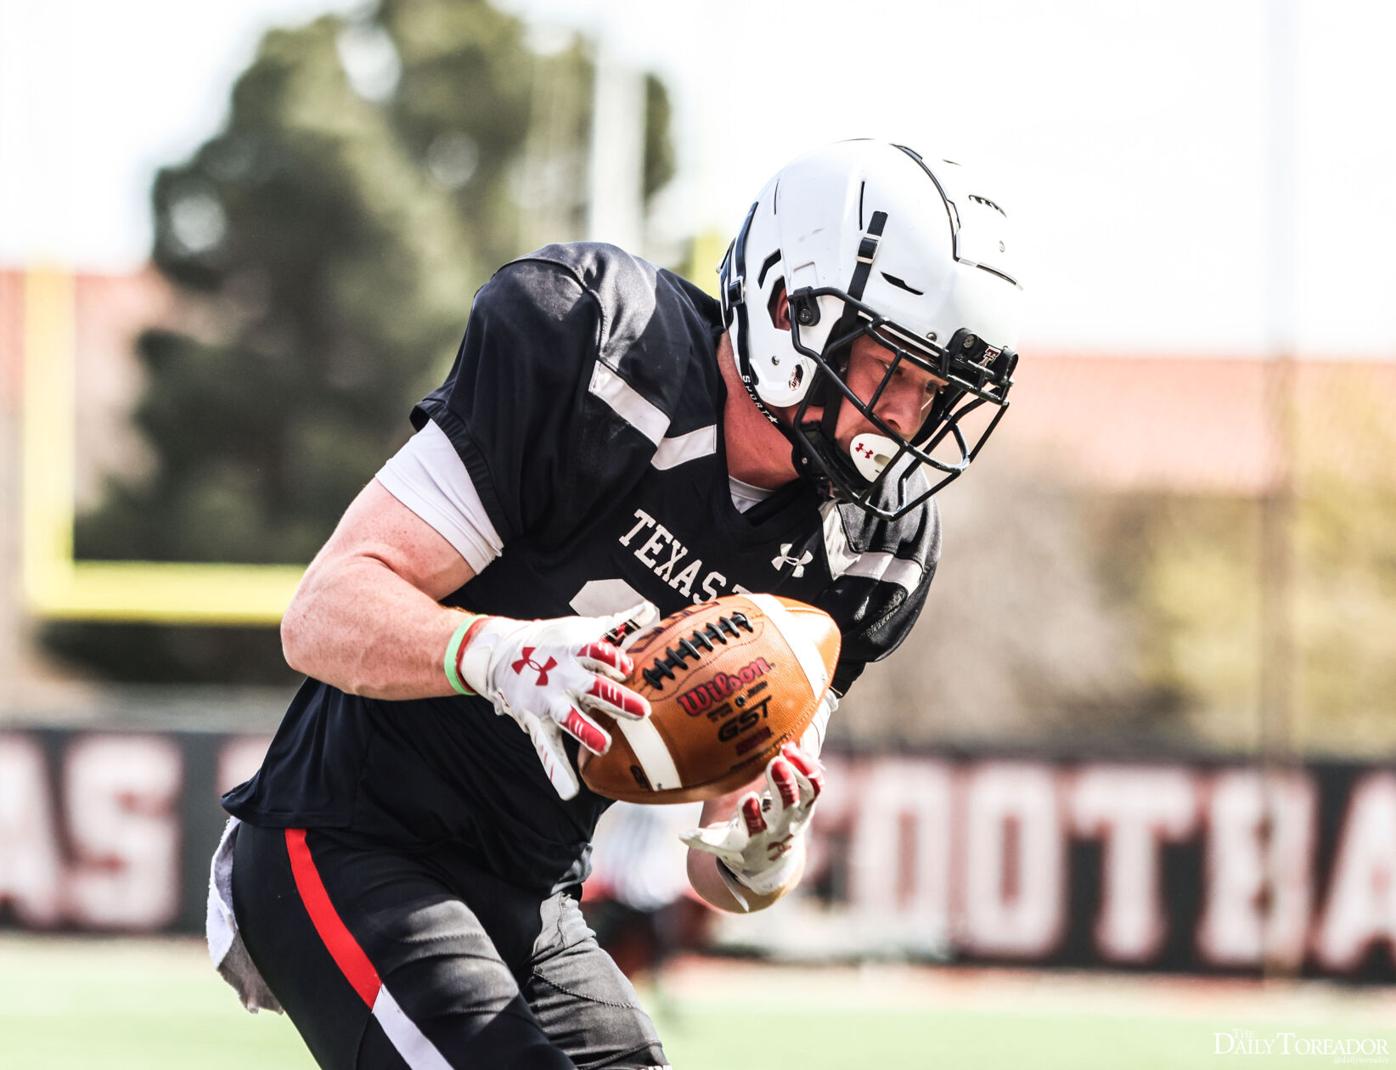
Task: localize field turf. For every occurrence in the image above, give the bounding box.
[2,935,1393,1069]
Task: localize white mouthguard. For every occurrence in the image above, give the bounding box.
[849,432,896,481]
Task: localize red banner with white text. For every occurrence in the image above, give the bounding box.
[0,727,1392,980]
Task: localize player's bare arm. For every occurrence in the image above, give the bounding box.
[283,476,656,799]
[280,478,478,699]
[684,742,823,913]
[685,784,807,913]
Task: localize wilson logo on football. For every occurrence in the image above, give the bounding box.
[675,657,773,716]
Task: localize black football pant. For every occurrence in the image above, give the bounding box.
[231,822,669,1069]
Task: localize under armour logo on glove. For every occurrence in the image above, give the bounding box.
[511,647,558,686]
[455,603,660,800]
[770,543,813,578]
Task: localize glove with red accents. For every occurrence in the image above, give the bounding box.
[680,742,824,904]
[456,603,659,800]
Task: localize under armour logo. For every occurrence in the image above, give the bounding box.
[771,543,813,578]
[767,835,796,861]
[854,442,877,460]
[511,647,558,686]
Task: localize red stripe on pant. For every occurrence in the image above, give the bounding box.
[284,828,381,1007]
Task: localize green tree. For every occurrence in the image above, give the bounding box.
[46,0,674,683]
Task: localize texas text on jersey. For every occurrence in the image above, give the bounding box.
[223,242,940,894]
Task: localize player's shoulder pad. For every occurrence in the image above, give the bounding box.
[508,242,723,427]
[833,492,942,578]
[820,495,941,693]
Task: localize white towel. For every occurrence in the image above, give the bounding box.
[206,816,283,1014]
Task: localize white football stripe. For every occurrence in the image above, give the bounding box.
[371,985,453,1070]
[651,424,717,470]
[589,362,670,445]
[614,714,683,791]
[746,593,830,700]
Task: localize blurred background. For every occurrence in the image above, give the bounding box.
[2,0,1394,1067]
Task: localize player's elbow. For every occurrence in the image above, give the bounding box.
[280,597,369,694]
[686,852,742,913]
[279,566,326,677]
[686,848,790,914]
[280,595,311,675]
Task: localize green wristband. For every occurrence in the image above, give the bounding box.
[444,614,478,696]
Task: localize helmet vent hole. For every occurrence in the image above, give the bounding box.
[880,272,924,296]
[968,193,1006,216]
[757,253,782,289]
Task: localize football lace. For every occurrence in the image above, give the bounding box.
[641,612,754,689]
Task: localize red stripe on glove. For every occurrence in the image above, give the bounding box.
[587,677,649,719]
[769,758,799,807]
[561,708,610,755]
[782,743,825,799]
[579,641,632,677]
[741,794,766,835]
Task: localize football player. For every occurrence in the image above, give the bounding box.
[207,139,1020,1068]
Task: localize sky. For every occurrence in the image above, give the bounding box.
[2,0,1395,355]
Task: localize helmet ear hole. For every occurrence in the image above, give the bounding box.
[766,279,789,329]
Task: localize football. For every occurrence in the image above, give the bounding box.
[580,593,840,804]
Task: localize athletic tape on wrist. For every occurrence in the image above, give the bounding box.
[724,835,806,902]
[716,860,753,913]
[443,614,481,696]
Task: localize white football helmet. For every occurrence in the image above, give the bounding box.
[718,140,1022,520]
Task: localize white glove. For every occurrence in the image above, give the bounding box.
[799,689,838,757]
[458,602,659,800]
[680,742,825,904]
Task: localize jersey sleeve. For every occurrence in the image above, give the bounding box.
[818,499,942,696]
[374,420,504,573]
[411,258,637,547]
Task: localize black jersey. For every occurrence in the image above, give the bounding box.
[224,244,941,894]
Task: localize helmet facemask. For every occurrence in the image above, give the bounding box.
[784,288,1018,521]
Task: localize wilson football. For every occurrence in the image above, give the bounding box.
[580,593,840,804]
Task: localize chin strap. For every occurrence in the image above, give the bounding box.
[808,206,891,490]
[721,198,807,460]
[788,323,863,502]
[847,210,888,302]
[723,201,896,503]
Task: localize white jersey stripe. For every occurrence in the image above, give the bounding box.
[371,985,453,1070]
[821,504,923,594]
[651,424,717,470]
[844,552,923,594]
[589,362,670,445]
[747,593,831,700]
[614,715,683,791]
[820,502,860,578]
